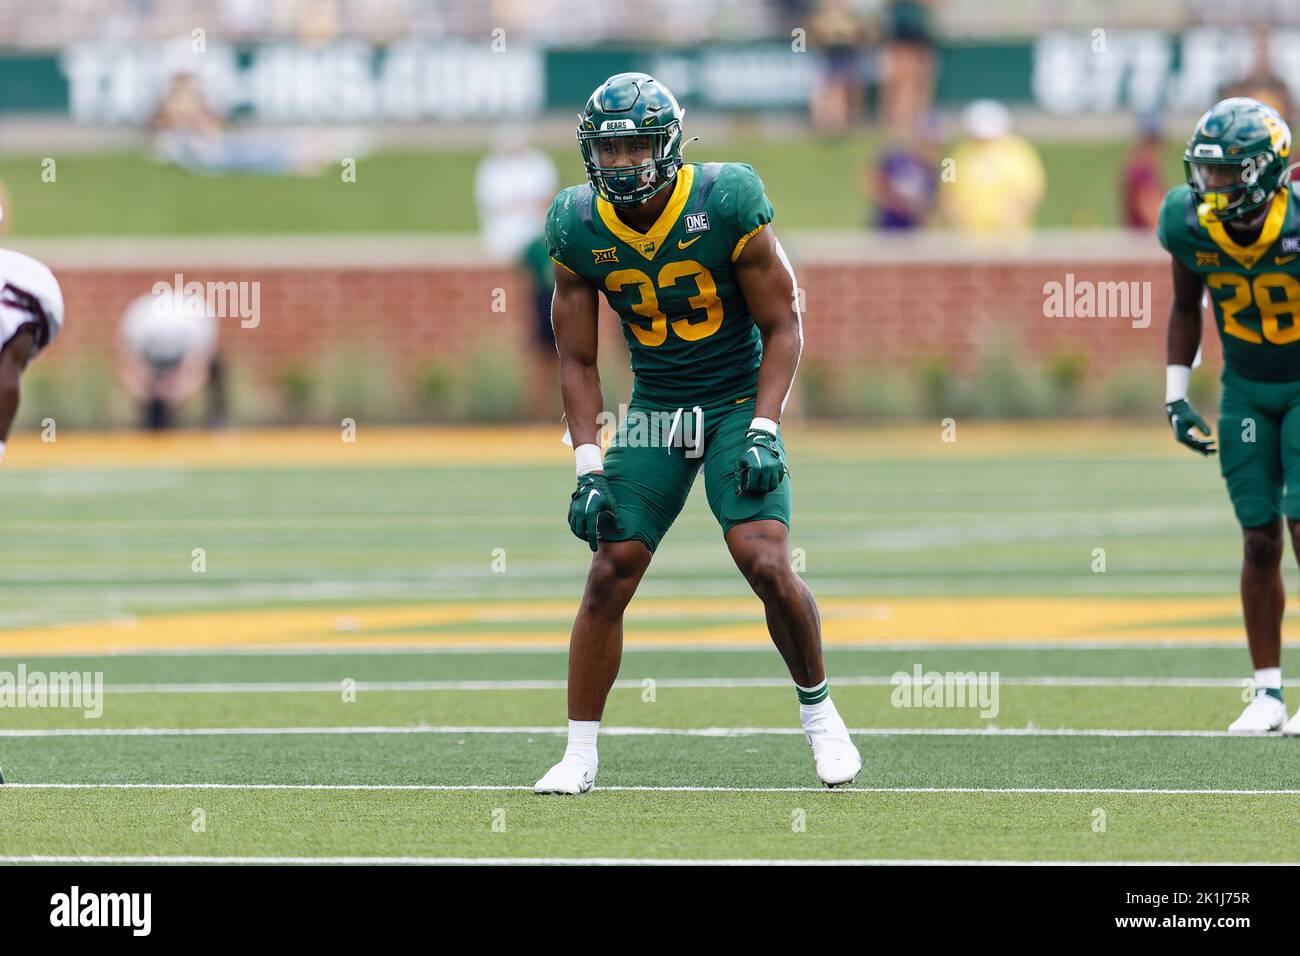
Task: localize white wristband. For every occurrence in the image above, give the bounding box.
[0,440,6,463]
[749,417,778,436]
[574,442,602,476]
[1165,365,1191,404]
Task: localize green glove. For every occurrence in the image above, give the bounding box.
[1166,398,1216,456]
[735,428,788,495]
[568,473,622,551]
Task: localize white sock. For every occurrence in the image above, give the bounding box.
[564,719,599,767]
[800,696,838,725]
[1255,667,1282,690]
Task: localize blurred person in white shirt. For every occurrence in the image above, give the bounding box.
[475,126,559,262]
[474,127,561,417]
[118,290,223,430]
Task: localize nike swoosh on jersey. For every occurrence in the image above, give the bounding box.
[677,236,702,250]
[1277,254,1297,265]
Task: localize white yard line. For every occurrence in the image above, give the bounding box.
[4,783,1299,795]
[0,641,1246,658]
[0,855,1291,866]
[92,675,1292,693]
[0,724,1280,738]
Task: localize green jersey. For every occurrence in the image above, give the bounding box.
[1157,182,1300,382]
[546,162,775,408]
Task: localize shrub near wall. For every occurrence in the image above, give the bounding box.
[17,243,1203,425]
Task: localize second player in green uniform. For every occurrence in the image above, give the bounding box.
[1160,96,1300,735]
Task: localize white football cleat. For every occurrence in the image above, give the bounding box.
[533,757,596,795]
[1282,707,1300,737]
[802,701,861,788]
[1228,693,1287,734]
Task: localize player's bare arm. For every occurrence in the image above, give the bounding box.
[1166,255,1205,368]
[730,227,800,495]
[552,262,604,453]
[734,226,800,425]
[0,327,34,445]
[1164,255,1215,455]
[552,261,623,550]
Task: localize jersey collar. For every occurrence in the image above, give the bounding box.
[1198,188,1290,270]
[596,164,695,262]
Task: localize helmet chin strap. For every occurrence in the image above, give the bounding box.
[1216,161,1295,228]
[1237,207,1269,229]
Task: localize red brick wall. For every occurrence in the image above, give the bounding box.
[34,250,1216,400]
[795,260,1215,371]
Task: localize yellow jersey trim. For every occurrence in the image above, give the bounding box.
[595,164,695,262]
[550,256,577,276]
[1198,189,1290,270]
[731,222,768,262]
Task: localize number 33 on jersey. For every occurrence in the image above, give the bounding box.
[546,161,774,408]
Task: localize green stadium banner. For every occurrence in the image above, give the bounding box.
[0,30,1284,121]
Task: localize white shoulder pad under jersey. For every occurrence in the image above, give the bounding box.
[0,248,64,360]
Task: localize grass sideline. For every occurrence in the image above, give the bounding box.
[0,138,1189,236]
[0,421,1259,635]
[3,423,1294,864]
[1,646,1297,864]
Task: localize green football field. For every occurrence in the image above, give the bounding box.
[1,423,1299,864]
[0,136,1189,236]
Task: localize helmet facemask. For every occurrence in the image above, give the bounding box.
[578,122,683,207]
[1187,155,1276,222]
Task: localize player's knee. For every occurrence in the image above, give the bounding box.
[741,549,795,601]
[1242,525,1284,572]
[582,547,642,614]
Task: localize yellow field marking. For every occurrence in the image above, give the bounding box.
[0,597,1247,655]
[0,422,1184,470]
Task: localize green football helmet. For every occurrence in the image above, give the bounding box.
[1184,96,1293,222]
[577,72,686,207]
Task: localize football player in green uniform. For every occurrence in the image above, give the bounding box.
[1159,96,1300,734]
[534,73,861,793]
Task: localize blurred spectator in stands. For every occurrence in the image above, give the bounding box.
[152,69,342,176]
[865,117,942,230]
[808,0,871,136]
[118,290,224,430]
[880,0,936,135]
[1120,115,1166,232]
[151,70,224,142]
[474,126,560,418]
[296,0,343,45]
[1222,27,1293,126]
[942,100,1045,236]
[475,126,557,264]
